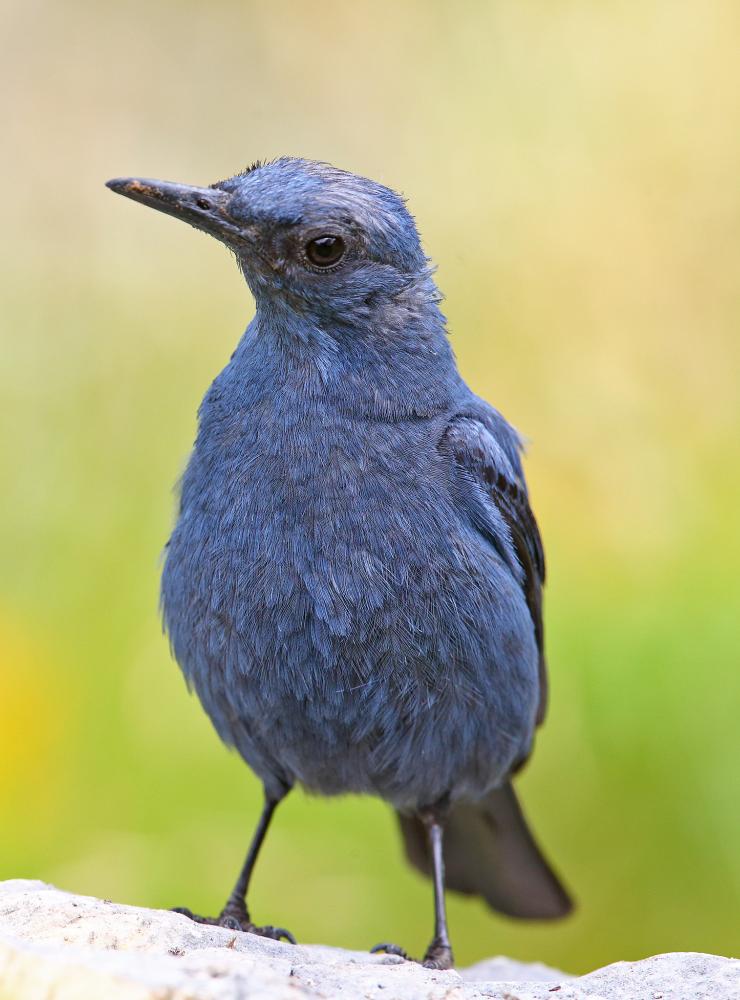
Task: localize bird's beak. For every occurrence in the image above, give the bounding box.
[105,177,245,245]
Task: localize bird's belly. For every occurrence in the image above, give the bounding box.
[162,460,539,807]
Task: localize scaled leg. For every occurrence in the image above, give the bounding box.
[371,802,454,969]
[419,808,454,969]
[174,785,295,943]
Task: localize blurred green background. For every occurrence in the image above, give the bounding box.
[2,0,739,975]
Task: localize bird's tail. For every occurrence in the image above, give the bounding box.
[397,781,572,919]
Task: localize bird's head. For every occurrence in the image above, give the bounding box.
[106,158,433,321]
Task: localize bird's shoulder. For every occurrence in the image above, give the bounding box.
[442,396,525,485]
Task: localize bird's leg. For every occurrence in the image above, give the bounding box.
[173,785,295,943]
[371,800,454,970]
[419,807,454,969]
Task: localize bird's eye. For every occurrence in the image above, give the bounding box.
[305,235,346,268]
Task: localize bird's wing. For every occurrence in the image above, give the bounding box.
[439,409,548,727]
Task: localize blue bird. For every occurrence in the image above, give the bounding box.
[106,159,572,969]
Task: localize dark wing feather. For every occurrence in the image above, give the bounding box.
[440,413,548,726]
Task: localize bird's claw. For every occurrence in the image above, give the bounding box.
[251,923,297,944]
[371,941,411,960]
[172,906,209,923]
[172,905,296,944]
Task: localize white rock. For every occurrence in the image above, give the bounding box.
[0,881,736,1000]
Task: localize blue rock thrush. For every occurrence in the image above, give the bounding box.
[106,158,572,969]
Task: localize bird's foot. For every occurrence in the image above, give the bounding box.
[421,937,454,970]
[172,903,296,943]
[371,938,453,970]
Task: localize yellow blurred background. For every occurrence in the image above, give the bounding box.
[2,0,739,974]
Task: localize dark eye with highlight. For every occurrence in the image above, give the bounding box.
[305,235,346,268]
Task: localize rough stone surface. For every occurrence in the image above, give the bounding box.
[0,881,737,999]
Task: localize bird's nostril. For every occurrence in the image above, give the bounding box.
[196,198,211,210]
